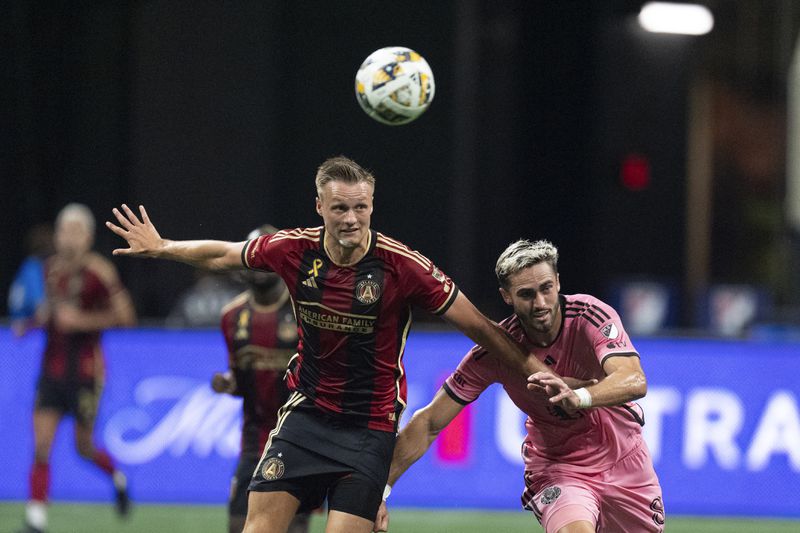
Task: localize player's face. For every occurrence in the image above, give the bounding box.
[55,218,93,260]
[316,181,374,249]
[500,262,561,338]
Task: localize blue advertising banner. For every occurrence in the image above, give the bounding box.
[1,328,799,518]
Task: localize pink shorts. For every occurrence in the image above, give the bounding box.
[521,442,664,532]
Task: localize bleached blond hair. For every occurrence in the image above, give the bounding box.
[495,239,558,289]
[56,203,95,236]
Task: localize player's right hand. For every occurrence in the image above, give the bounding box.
[106,204,164,257]
[211,371,235,394]
[373,500,389,532]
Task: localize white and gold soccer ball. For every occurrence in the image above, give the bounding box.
[354,46,435,126]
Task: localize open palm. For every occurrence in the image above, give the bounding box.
[105,204,164,257]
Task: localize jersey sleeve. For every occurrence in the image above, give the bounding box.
[241,233,280,272]
[582,299,639,367]
[398,252,459,316]
[443,345,499,405]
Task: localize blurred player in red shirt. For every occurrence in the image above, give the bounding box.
[378,239,664,533]
[21,203,136,533]
[107,156,554,533]
[211,224,309,533]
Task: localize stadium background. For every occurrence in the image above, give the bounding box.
[2,0,800,530]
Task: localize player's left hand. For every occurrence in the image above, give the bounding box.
[528,371,580,409]
[373,500,389,532]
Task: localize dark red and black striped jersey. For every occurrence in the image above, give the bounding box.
[220,290,298,455]
[242,227,459,432]
[41,252,125,382]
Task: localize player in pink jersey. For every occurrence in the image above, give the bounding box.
[106,157,555,533]
[376,239,664,533]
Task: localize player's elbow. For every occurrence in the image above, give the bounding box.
[629,370,647,400]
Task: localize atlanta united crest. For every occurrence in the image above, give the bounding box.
[261,457,285,480]
[355,279,381,304]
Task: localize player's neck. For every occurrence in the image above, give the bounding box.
[323,233,368,266]
[55,250,88,271]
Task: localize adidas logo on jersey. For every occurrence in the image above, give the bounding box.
[302,276,318,289]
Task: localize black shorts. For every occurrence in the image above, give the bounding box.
[248,392,396,520]
[35,377,101,426]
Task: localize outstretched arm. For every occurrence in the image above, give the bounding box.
[105,204,245,271]
[530,354,646,409]
[442,291,551,379]
[373,388,464,532]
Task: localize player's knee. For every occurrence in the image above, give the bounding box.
[33,448,50,464]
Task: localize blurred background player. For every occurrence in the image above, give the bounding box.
[8,223,54,336]
[210,224,309,533]
[376,239,663,533]
[20,203,136,533]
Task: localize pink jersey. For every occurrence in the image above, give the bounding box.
[444,293,645,475]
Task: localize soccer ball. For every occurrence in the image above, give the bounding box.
[354,46,435,125]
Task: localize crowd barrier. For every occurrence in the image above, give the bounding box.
[1,328,798,517]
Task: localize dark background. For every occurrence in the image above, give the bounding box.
[2,1,799,325]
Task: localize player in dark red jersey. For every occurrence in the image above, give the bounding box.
[211,224,309,533]
[21,204,136,533]
[106,156,553,533]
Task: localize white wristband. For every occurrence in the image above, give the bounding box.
[383,484,392,501]
[573,387,592,408]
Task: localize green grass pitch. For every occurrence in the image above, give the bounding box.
[1,502,798,532]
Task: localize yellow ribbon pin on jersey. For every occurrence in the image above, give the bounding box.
[308,259,323,277]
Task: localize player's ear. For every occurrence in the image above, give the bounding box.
[556,273,560,293]
[499,287,513,305]
[315,197,322,216]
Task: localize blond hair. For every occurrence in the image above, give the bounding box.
[495,239,558,289]
[315,156,375,197]
[56,203,95,236]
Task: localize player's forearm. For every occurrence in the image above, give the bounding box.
[477,320,551,378]
[153,239,242,271]
[387,413,439,486]
[579,369,646,407]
